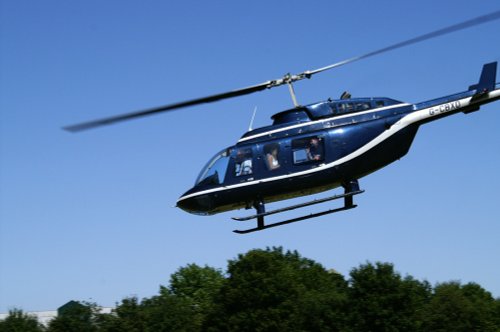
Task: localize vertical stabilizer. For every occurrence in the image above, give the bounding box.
[468,62,497,94]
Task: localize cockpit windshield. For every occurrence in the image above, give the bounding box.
[195,148,230,186]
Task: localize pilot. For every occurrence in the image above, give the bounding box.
[235,149,253,176]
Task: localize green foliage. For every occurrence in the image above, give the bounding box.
[101,264,225,332]
[347,262,431,331]
[205,247,348,331]
[168,263,225,324]
[143,264,224,331]
[6,248,500,331]
[0,309,44,332]
[96,297,145,332]
[142,291,199,332]
[421,281,499,332]
[47,301,99,332]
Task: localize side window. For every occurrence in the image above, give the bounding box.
[355,102,371,111]
[264,143,280,171]
[292,136,324,164]
[337,102,354,114]
[234,148,253,176]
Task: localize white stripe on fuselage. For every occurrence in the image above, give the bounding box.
[177,91,498,203]
[238,103,410,142]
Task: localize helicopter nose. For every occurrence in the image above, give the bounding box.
[176,191,213,216]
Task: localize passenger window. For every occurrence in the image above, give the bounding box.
[338,102,354,114]
[234,148,253,176]
[355,102,371,111]
[375,100,385,108]
[292,136,324,164]
[264,143,280,170]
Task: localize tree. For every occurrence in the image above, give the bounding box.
[46,301,99,332]
[494,297,500,328]
[136,264,224,332]
[0,309,44,332]
[346,262,431,332]
[141,292,197,332]
[11,248,499,332]
[421,281,499,331]
[167,264,224,329]
[96,297,145,332]
[205,247,348,331]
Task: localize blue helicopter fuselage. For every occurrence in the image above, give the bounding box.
[177,75,500,216]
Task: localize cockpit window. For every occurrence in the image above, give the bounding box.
[195,149,230,186]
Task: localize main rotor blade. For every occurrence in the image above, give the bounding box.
[306,9,500,76]
[63,81,272,132]
[65,9,500,132]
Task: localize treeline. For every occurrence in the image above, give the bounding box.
[2,247,500,331]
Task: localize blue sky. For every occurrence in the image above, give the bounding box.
[1,0,499,312]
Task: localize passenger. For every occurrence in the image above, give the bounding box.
[307,138,323,161]
[266,146,280,170]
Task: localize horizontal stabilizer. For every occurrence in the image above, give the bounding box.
[469,62,497,94]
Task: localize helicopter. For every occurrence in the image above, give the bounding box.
[65,10,500,234]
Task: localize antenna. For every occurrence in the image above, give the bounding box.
[248,106,258,131]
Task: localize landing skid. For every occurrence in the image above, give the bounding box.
[232,190,364,221]
[233,205,358,234]
[232,180,363,234]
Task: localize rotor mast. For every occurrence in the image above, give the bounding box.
[284,73,300,107]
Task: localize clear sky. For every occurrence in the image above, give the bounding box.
[1,0,499,312]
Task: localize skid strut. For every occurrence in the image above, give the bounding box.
[233,180,363,234]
